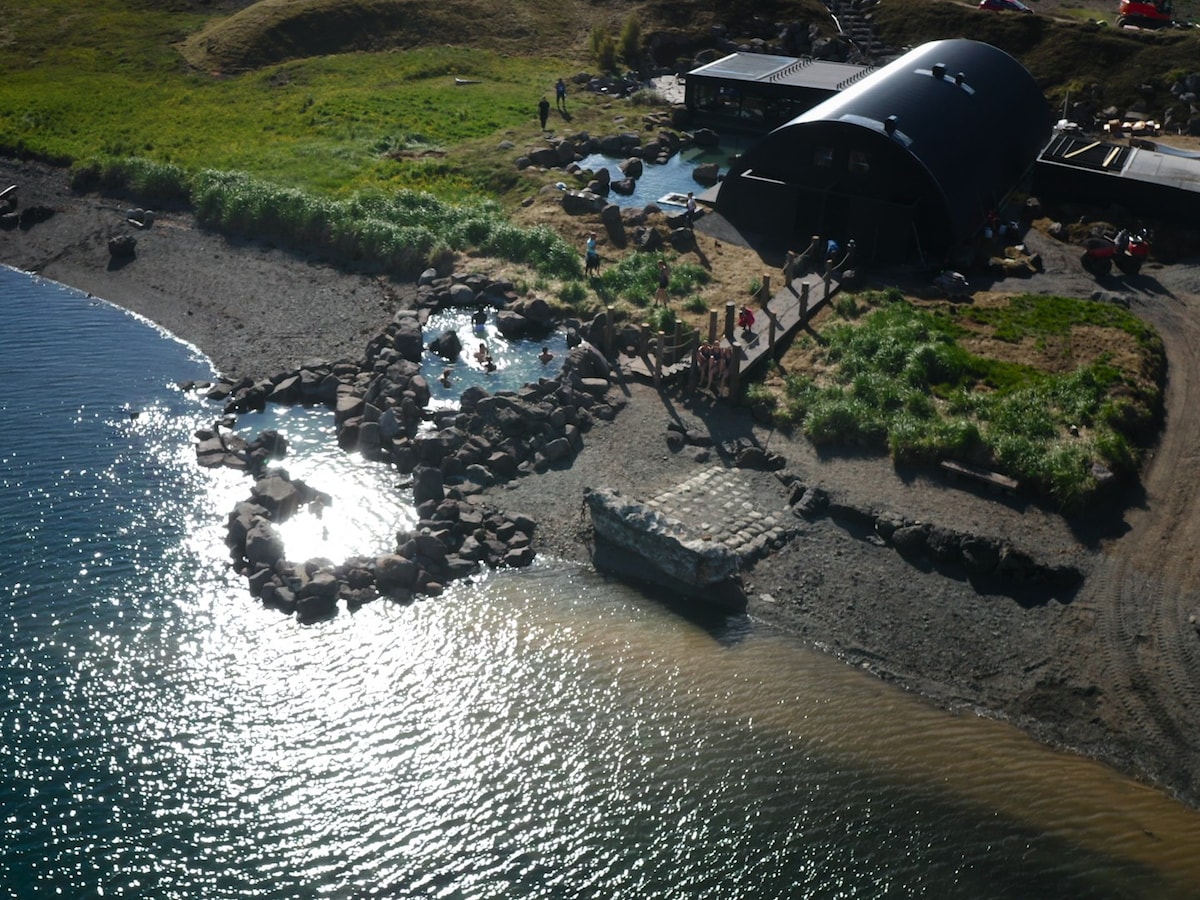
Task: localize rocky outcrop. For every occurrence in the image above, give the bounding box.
[585,486,745,610]
[777,470,1084,597]
[222,458,538,622]
[197,294,626,620]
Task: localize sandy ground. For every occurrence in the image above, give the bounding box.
[4,156,1200,808]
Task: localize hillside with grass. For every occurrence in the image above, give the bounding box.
[876,0,1200,121]
[179,0,831,72]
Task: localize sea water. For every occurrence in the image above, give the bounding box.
[4,265,1200,898]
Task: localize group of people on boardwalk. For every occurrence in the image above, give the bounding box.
[696,340,733,396]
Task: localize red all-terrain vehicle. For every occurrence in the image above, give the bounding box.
[1117,0,1175,28]
[1081,228,1151,277]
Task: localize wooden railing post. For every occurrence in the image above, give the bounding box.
[604,305,615,354]
[724,301,735,341]
[800,282,810,322]
[728,340,742,401]
[707,310,718,344]
[672,320,683,366]
[760,273,771,310]
[639,323,649,356]
[654,331,664,386]
[688,328,701,392]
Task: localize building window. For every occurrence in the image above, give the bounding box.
[813,147,833,168]
[849,151,870,174]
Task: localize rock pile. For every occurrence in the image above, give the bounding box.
[192,289,624,620]
[780,473,1083,593]
[223,466,537,622]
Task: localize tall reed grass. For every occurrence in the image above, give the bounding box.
[72,157,581,278]
[776,293,1164,510]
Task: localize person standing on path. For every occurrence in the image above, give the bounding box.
[654,259,670,306]
[685,191,697,230]
[537,96,550,130]
[584,232,600,276]
[555,78,567,112]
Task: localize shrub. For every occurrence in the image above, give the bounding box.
[559,280,587,306]
[619,17,642,67]
[70,155,191,203]
[804,391,886,448]
[833,295,861,319]
[630,88,665,106]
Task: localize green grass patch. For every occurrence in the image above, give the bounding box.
[591,253,711,307]
[773,293,1164,510]
[0,28,572,197]
[78,159,581,277]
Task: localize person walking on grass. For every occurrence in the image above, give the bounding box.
[555,78,567,112]
[584,232,600,276]
[538,96,550,130]
[654,259,670,306]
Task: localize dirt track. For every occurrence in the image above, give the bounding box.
[4,156,1200,806]
[974,232,1200,803]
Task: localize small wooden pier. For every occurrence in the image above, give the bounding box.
[620,266,841,396]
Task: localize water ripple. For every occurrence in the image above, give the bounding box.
[4,268,1200,898]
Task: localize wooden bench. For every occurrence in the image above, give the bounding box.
[939,459,1019,495]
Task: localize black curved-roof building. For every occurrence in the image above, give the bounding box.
[715,40,1049,263]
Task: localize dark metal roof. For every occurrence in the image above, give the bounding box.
[775,39,1048,247]
[1034,133,1200,224]
[688,52,873,92]
[1039,134,1200,191]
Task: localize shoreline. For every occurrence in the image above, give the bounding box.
[5,157,1200,810]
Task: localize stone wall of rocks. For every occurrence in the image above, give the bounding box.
[223,463,538,623]
[780,473,1084,595]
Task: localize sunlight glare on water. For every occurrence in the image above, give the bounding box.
[4,266,1200,898]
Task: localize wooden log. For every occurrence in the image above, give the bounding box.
[728,340,742,400]
[707,310,718,343]
[939,459,1019,494]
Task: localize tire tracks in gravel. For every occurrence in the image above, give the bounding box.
[1085,287,1200,802]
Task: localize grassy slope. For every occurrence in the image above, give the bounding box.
[179,0,827,72]
[0,0,828,194]
[876,1,1200,115]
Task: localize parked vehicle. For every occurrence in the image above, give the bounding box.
[1081,228,1151,277]
[1117,0,1175,28]
[978,0,1034,12]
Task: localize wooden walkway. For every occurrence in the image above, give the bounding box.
[733,269,839,373]
[620,268,841,388]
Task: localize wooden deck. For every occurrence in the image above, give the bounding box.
[732,269,839,374]
[620,268,841,385]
